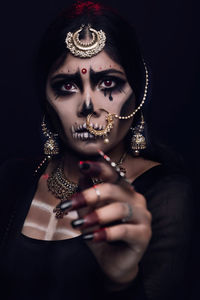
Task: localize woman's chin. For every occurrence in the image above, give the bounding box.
[67,138,112,156]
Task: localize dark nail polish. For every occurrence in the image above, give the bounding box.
[82,228,107,242]
[71,218,85,228]
[79,161,101,177]
[54,193,87,214]
[60,200,72,210]
[54,201,72,212]
[79,161,90,170]
[71,211,99,229]
[82,233,94,241]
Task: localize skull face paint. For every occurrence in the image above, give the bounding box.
[103,89,113,101]
[46,51,135,156]
[90,71,126,102]
[120,91,135,116]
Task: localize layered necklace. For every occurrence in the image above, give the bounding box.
[47,152,128,203]
[47,161,78,202]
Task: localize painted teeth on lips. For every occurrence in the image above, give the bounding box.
[72,132,95,140]
[71,123,107,140]
[72,123,105,133]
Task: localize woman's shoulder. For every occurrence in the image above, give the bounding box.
[134,161,191,191]
[133,162,194,213]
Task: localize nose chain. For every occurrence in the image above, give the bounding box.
[86,62,149,143]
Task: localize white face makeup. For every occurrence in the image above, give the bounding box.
[46,51,136,156]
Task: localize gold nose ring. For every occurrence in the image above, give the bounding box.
[86,109,114,143]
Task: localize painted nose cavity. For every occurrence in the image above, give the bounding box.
[79,99,94,117]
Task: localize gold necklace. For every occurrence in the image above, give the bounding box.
[47,161,78,202]
[47,152,128,202]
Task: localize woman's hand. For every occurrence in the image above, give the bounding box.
[54,155,152,289]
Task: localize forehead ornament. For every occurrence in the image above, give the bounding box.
[65,24,106,58]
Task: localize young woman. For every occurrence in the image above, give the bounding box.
[0,2,194,299]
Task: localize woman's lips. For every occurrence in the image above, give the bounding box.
[71,122,106,141]
[72,132,96,140]
[72,122,105,133]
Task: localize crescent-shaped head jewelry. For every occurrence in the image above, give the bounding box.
[86,110,114,144]
[65,24,106,58]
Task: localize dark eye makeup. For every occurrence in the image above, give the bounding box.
[50,75,126,98]
[50,80,77,97]
[98,76,126,94]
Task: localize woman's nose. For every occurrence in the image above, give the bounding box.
[78,99,94,117]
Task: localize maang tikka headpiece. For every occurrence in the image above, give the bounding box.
[65,24,106,58]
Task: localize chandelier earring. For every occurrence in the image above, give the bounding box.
[42,116,59,156]
[35,116,59,174]
[130,112,147,156]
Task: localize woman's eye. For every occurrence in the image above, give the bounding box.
[99,80,115,89]
[61,83,76,92]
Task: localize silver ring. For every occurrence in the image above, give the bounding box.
[121,203,133,223]
[93,185,101,201]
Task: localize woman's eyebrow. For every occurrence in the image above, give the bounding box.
[50,71,83,91]
[90,68,125,78]
[49,68,126,89]
[90,68,126,88]
[50,71,82,83]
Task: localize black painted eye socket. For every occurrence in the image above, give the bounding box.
[50,80,78,96]
[62,83,76,91]
[50,75,126,98]
[98,76,126,93]
[101,80,115,87]
[62,83,73,91]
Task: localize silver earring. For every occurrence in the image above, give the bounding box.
[130,113,146,156]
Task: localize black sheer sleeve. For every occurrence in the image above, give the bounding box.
[103,168,194,300]
[139,172,194,300]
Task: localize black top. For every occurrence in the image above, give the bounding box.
[0,159,195,300]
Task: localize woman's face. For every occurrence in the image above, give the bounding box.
[46,50,136,156]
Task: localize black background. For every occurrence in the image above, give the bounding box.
[0,0,199,297]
